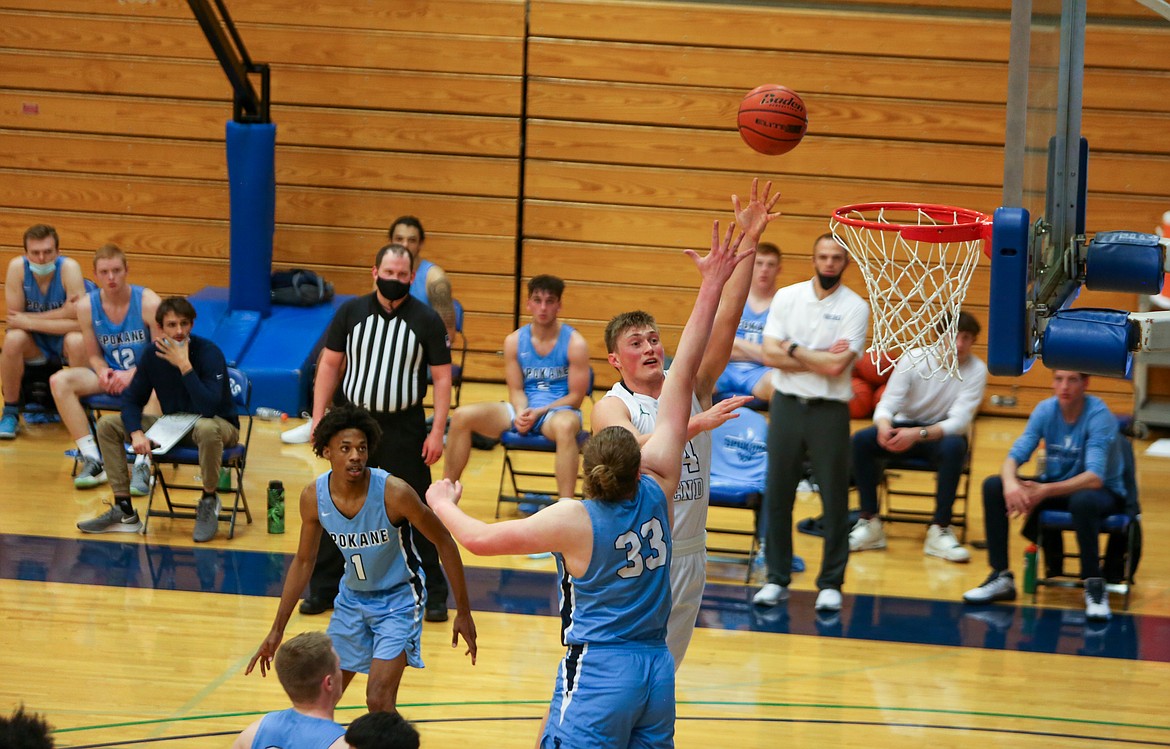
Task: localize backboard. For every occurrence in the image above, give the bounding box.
[987,0,1170,377]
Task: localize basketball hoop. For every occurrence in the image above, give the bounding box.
[830,202,991,380]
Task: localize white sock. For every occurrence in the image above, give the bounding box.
[135,453,150,467]
[76,435,101,463]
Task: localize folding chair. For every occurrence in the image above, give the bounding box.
[495,369,594,517]
[877,422,975,541]
[708,407,767,581]
[427,298,467,408]
[144,367,254,538]
[1034,423,1141,609]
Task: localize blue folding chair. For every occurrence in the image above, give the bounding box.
[494,368,593,517]
[709,407,768,581]
[144,368,254,538]
[1034,422,1141,609]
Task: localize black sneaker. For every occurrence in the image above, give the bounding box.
[962,570,1017,604]
[1084,577,1112,621]
[299,596,334,615]
[425,597,449,623]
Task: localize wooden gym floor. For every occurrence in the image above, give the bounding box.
[2,381,1169,748]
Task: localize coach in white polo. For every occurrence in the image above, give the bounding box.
[752,232,870,613]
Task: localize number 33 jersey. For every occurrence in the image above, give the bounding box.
[316,467,424,594]
[556,474,673,646]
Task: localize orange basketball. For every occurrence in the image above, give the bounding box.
[737,84,808,156]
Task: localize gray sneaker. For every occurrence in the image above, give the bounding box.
[193,494,221,542]
[78,504,143,534]
[129,461,153,497]
[74,457,108,489]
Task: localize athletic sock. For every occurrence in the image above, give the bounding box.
[76,434,102,463]
[115,495,135,516]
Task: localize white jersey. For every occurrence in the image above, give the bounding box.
[601,380,711,543]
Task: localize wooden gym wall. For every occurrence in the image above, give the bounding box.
[1,0,1167,416]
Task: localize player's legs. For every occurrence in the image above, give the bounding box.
[49,366,103,441]
[541,645,640,748]
[191,417,239,493]
[539,407,583,498]
[95,414,135,495]
[750,369,775,401]
[444,401,511,482]
[762,394,805,587]
[804,401,851,591]
[366,653,409,713]
[1,329,39,405]
[62,331,86,367]
[931,434,969,526]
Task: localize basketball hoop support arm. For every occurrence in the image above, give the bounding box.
[187,0,270,124]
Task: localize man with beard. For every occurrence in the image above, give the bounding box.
[752,233,870,613]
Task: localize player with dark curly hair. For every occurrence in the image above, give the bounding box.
[248,403,477,714]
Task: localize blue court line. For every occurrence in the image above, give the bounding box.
[3,532,1168,662]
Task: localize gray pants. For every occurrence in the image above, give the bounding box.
[97,413,239,496]
[763,393,851,590]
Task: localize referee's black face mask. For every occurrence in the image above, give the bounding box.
[376,278,410,302]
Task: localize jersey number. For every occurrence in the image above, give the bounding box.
[110,348,136,369]
[348,554,367,581]
[614,517,667,579]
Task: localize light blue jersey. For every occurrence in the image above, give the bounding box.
[409,258,435,305]
[252,708,345,749]
[1008,394,1126,497]
[22,256,69,359]
[518,323,574,411]
[89,285,150,370]
[716,302,770,397]
[316,468,425,595]
[556,474,672,646]
[735,302,769,346]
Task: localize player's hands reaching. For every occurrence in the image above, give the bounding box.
[689,395,752,439]
[452,610,478,665]
[426,478,463,508]
[685,221,753,289]
[245,630,283,677]
[732,178,782,241]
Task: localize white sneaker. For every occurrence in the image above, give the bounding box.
[1084,577,1112,621]
[752,583,789,606]
[815,588,843,611]
[281,420,313,444]
[963,570,1016,604]
[924,525,970,562]
[849,517,886,551]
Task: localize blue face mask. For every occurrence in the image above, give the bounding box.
[28,259,56,276]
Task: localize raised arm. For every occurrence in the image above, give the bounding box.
[642,221,752,493]
[695,180,781,402]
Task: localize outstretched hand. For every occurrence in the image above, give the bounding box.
[245,630,283,678]
[732,178,782,241]
[683,221,754,288]
[689,395,752,437]
[426,478,464,508]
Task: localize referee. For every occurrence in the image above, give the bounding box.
[300,243,454,622]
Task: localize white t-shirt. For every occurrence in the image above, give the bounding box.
[873,348,988,435]
[600,380,711,543]
[763,279,870,402]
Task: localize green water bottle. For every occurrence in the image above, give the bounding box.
[267,480,285,534]
[1023,543,1038,595]
[217,467,232,491]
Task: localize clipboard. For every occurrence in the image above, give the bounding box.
[144,413,200,454]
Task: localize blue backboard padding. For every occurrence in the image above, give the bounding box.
[988,207,1033,377]
[226,121,276,318]
[189,286,355,414]
[1042,308,1135,378]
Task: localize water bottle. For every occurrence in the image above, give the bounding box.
[267,480,285,534]
[255,407,286,421]
[1023,543,1038,594]
[217,467,232,491]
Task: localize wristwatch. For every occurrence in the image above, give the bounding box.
[919,427,929,440]
[788,342,799,357]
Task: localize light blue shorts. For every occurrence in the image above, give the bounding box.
[540,641,675,749]
[327,583,424,674]
[504,404,582,436]
[715,362,769,398]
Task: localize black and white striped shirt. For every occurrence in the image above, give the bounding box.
[325,294,451,413]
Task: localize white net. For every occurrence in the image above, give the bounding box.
[830,204,986,380]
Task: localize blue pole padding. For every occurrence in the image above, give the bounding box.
[988,207,1033,376]
[225,120,276,317]
[1084,231,1165,294]
[1042,308,1136,378]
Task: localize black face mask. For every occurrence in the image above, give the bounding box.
[376,278,410,302]
[816,272,842,291]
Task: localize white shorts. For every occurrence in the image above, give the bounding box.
[666,533,708,670]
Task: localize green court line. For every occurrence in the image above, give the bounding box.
[54,699,1170,735]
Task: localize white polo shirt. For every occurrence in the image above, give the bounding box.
[763,279,870,402]
[873,348,988,435]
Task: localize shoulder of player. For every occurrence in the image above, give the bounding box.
[592,392,633,427]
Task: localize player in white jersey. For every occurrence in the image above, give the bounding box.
[591,179,781,668]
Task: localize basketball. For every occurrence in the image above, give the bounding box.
[737,84,808,156]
